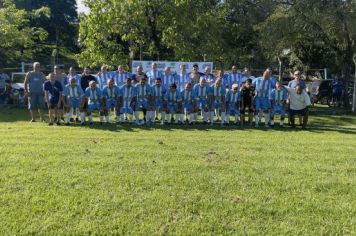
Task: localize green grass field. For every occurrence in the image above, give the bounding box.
[0,107,355,235]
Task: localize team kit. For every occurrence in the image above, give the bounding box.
[25,63,311,128]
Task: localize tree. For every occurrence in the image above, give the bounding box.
[0,0,49,67]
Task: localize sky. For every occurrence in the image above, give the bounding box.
[77,0,89,14]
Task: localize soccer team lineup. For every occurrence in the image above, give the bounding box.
[24,62,311,128]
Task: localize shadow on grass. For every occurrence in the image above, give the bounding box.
[1,108,356,135]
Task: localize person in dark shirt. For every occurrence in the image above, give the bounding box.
[131,65,148,85]
[80,67,97,91]
[332,77,343,107]
[240,78,255,126]
[44,73,63,125]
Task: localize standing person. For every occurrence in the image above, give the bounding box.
[216,70,230,89]
[84,81,102,125]
[177,64,189,91]
[331,76,343,107]
[211,78,226,125]
[66,66,81,85]
[102,78,120,124]
[228,65,243,88]
[193,77,211,124]
[225,84,241,126]
[285,85,311,129]
[181,82,196,125]
[24,62,46,122]
[147,62,163,86]
[287,70,305,125]
[203,66,215,85]
[54,65,67,122]
[132,65,148,85]
[188,64,203,86]
[152,77,167,124]
[119,77,137,123]
[269,81,288,127]
[113,65,130,87]
[253,69,274,128]
[288,70,305,89]
[44,73,63,126]
[97,65,110,90]
[63,77,84,125]
[80,67,97,92]
[0,69,9,104]
[134,76,151,125]
[66,67,82,122]
[239,78,255,126]
[161,66,178,89]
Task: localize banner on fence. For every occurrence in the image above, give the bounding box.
[131,60,213,74]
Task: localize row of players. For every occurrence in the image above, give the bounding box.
[43,68,310,128]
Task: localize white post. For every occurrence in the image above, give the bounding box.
[324,68,328,80]
[21,62,25,73]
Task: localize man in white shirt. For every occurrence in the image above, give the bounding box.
[285,85,311,129]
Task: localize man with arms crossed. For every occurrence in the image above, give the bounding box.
[24,62,46,122]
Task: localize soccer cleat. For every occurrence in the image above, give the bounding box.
[100,122,103,125]
[30,119,36,123]
[89,122,93,126]
[75,117,79,122]
[70,118,74,122]
[56,121,61,126]
[65,122,70,126]
[48,122,53,126]
[81,122,85,126]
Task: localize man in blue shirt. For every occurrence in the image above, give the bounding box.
[119,77,137,123]
[102,78,120,124]
[44,73,63,125]
[193,77,211,124]
[63,77,84,125]
[84,81,102,125]
[253,69,274,128]
[152,77,167,124]
[147,63,163,86]
[269,81,288,127]
[181,82,196,125]
[332,76,343,107]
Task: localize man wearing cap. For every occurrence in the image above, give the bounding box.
[63,76,84,125]
[44,73,63,125]
[84,80,102,125]
[24,62,46,122]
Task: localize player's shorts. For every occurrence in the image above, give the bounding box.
[154,99,163,108]
[106,99,118,109]
[68,98,80,109]
[214,100,223,109]
[136,98,147,110]
[271,105,286,117]
[167,102,178,113]
[196,98,207,110]
[48,99,59,109]
[227,102,240,116]
[28,92,45,110]
[289,107,308,117]
[183,102,193,112]
[87,103,100,113]
[254,96,271,111]
[120,101,134,115]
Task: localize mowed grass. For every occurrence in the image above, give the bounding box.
[0,108,355,235]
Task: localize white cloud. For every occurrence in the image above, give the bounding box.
[77,0,89,14]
